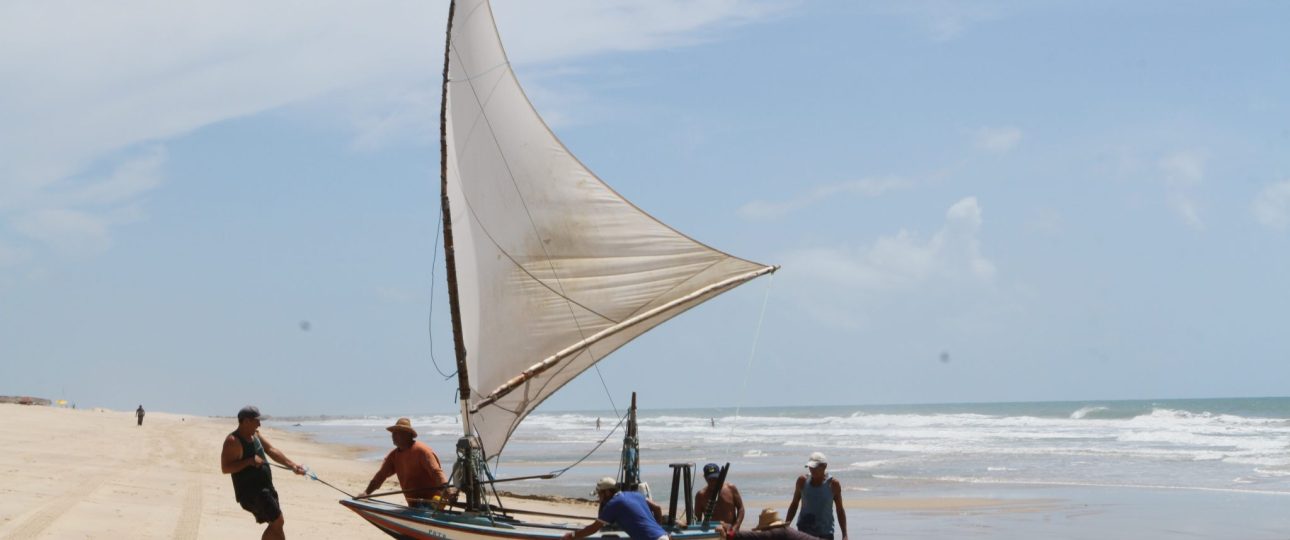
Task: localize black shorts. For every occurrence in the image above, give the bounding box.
[240,487,282,524]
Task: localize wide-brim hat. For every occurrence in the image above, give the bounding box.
[754,508,787,531]
[386,417,417,437]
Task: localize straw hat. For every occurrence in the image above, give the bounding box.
[595,477,617,492]
[754,508,787,531]
[386,417,417,437]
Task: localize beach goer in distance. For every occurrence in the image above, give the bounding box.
[563,477,669,540]
[785,452,847,540]
[715,508,818,540]
[357,417,449,506]
[695,462,745,530]
[136,404,145,426]
[221,405,306,540]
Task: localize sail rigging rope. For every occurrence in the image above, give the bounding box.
[427,201,457,380]
[270,463,354,498]
[728,272,776,435]
[545,411,629,478]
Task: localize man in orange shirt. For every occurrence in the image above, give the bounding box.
[357,418,449,506]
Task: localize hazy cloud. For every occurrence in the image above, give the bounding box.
[739,176,912,220]
[1252,180,1290,230]
[4,149,164,261]
[1159,151,1205,186]
[72,148,167,206]
[879,1,1006,42]
[1167,193,1205,231]
[1025,207,1062,236]
[974,126,1023,153]
[1158,150,1206,230]
[0,240,28,267]
[12,209,111,257]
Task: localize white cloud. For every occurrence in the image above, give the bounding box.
[739,176,912,220]
[786,196,995,292]
[0,0,788,262]
[973,126,1023,153]
[1252,180,1290,230]
[779,196,999,330]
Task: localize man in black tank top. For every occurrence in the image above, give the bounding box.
[221,405,306,540]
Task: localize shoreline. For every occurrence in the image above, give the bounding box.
[8,403,1288,538]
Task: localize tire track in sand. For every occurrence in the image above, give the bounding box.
[0,475,109,539]
[168,416,207,540]
[171,478,203,540]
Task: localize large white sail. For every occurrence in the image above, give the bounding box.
[444,0,775,461]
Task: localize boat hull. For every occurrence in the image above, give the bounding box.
[341,499,721,540]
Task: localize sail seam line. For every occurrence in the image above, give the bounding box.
[620,257,726,321]
[470,265,778,412]
[448,42,618,327]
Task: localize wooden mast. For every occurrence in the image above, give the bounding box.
[439,0,486,512]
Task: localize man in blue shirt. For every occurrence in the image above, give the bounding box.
[563,477,670,540]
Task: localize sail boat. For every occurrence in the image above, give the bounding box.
[340,0,777,537]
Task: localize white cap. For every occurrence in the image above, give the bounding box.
[595,477,617,491]
[805,451,827,468]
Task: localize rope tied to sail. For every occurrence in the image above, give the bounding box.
[427,197,457,380]
[729,271,776,435]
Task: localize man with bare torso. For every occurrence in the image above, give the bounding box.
[695,463,745,531]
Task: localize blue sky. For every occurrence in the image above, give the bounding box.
[2,1,1288,417]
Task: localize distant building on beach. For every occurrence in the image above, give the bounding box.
[0,396,53,406]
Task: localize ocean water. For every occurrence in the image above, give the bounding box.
[273,396,1290,502]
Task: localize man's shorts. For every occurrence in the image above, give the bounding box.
[240,487,282,524]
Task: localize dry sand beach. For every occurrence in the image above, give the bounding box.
[0,404,598,539]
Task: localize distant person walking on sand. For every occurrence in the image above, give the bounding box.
[785,452,847,540]
[716,508,819,540]
[695,463,745,530]
[357,418,449,506]
[136,405,145,426]
[563,477,668,540]
[221,405,306,540]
